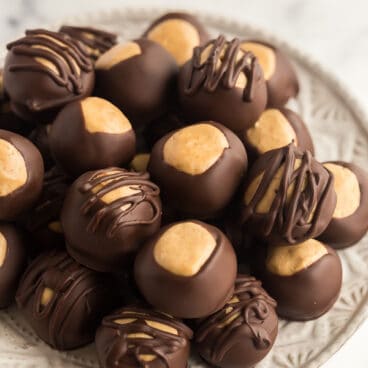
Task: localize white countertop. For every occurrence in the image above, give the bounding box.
[1,0,368,367]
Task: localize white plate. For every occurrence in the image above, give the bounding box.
[1,7,368,368]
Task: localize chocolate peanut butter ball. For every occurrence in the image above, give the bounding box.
[4,29,94,122]
[49,97,136,176]
[16,250,119,350]
[0,223,26,308]
[178,36,267,134]
[134,220,237,318]
[96,306,193,368]
[148,122,247,219]
[241,144,336,244]
[243,108,314,162]
[59,25,117,61]
[0,130,44,220]
[318,161,368,249]
[195,275,278,368]
[241,40,299,108]
[143,12,209,66]
[95,39,178,126]
[253,240,342,321]
[62,168,162,272]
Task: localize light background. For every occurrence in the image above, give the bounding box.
[1,0,368,367]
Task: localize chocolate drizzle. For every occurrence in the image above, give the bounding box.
[184,35,260,102]
[242,144,336,243]
[101,306,192,368]
[196,275,276,363]
[79,168,161,237]
[7,29,93,94]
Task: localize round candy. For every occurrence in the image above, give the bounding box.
[0,130,44,220]
[0,223,26,308]
[148,122,247,219]
[96,306,193,368]
[4,29,94,122]
[253,240,342,320]
[62,168,162,272]
[95,39,178,126]
[143,12,209,66]
[16,250,119,350]
[178,36,267,134]
[134,220,237,318]
[49,97,136,176]
[241,40,299,107]
[241,144,336,244]
[195,275,278,368]
[318,161,368,249]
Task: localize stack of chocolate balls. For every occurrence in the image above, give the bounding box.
[0,11,367,368]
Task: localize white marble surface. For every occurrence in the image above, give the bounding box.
[0,0,368,367]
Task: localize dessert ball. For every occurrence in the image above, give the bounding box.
[241,40,299,107]
[243,108,314,161]
[130,153,150,172]
[318,161,368,249]
[28,124,54,170]
[148,122,247,219]
[62,168,162,272]
[195,275,278,368]
[59,25,117,61]
[178,36,267,134]
[143,12,209,66]
[241,144,336,244]
[254,240,342,320]
[0,130,44,220]
[96,306,193,368]
[134,220,237,318]
[95,39,178,126]
[4,29,94,122]
[16,250,119,350]
[49,97,136,176]
[0,223,26,308]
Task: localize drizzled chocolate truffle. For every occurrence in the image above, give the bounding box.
[243,108,314,162]
[178,36,267,134]
[28,124,54,170]
[195,275,278,368]
[0,223,26,308]
[0,130,44,220]
[134,221,237,318]
[143,12,209,66]
[242,144,336,244]
[59,25,117,61]
[318,162,368,249]
[4,29,94,122]
[95,39,178,126]
[62,168,162,272]
[96,306,193,368]
[241,40,299,107]
[16,250,118,350]
[148,122,247,218]
[49,97,136,176]
[253,240,342,320]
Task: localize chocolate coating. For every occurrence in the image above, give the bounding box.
[178,36,267,134]
[96,306,193,368]
[28,124,54,170]
[253,242,342,321]
[16,250,119,350]
[0,130,44,220]
[241,144,336,244]
[148,122,247,219]
[95,39,178,127]
[318,161,368,249]
[49,97,136,177]
[4,29,94,121]
[195,275,278,368]
[62,168,162,272]
[134,220,237,318]
[0,223,26,308]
